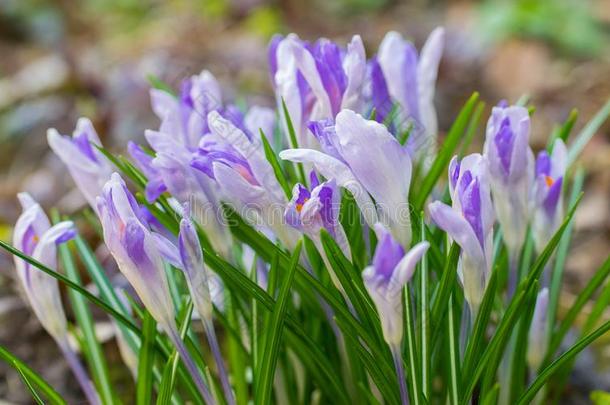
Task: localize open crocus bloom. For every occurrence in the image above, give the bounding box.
[193,111,299,249]
[363,223,429,346]
[280,109,412,246]
[371,28,444,162]
[97,173,177,327]
[285,175,350,285]
[270,34,366,149]
[47,118,113,212]
[483,104,534,256]
[12,192,76,344]
[429,153,494,314]
[531,139,567,253]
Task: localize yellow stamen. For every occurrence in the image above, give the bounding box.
[296,198,309,212]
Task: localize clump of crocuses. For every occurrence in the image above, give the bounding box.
[4,25,606,405]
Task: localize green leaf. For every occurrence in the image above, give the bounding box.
[461,268,498,382]
[411,92,479,211]
[14,361,46,405]
[431,243,460,330]
[547,253,610,360]
[0,239,142,337]
[137,311,157,405]
[255,241,302,404]
[547,168,585,346]
[517,320,610,404]
[403,285,422,405]
[567,97,610,166]
[281,98,306,183]
[461,193,583,403]
[147,74,177,96]
[458,100,486,158]
[156,300,194,405]
[0,345,66,405]
[416,214,431,400]
[548,109,578,151]
[446,295,461,405]
[56,234,117,405]
[260,128,292,198]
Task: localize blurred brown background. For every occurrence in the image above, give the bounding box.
[0,0,609,403]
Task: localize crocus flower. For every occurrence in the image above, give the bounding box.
[192,111,299,248]
[97,173,214,404]
[483,104,534,258]
[280,109,412,246]
[527,288,549,371]
[285,175,350,287]
[362,223,429,405]
[150,70,222,150]
[363,224,429,346]
[531,139,567,254]
[47,118,113,212]
[13,193,100,405]
[429,154,494,314]
[270,34,366,149]
[179,204,235,405]
[372,28,444,161]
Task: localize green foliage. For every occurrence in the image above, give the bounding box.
[2,94,610,404]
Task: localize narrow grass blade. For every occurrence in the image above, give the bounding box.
[416,214,430,399]
[547,254,610,359]
[260,128,292,198]
[458,100,486,158]
[461,269,498,382]
[281,98,306,183]
[567,97,610,166]
[547,168,585,345]
[156,300,194,405]
[403,285,422,405]
[411,92,479,211]
[56,236,116,405]
[14,361,48,405]
[548,109,578,151]
[147,74,177,96]
[137,311,157,405]
[431,243,460,329]
[446,295,461,405]
[517,320,610,404]
[461,194,583,402]
[255,241,302,404]
[0,345,67,405]
[0,239,142,336]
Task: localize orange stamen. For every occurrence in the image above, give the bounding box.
[545,175,554,187]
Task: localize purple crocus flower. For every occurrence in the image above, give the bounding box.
[362,223,428,405]
[280,109,412,246]
[527,288,549,370]
[13,193,75,343]
[372,28,444,162]
[483,104,534,257]
[97,173,177,326]
[13,193,100,405]
[363,223,429,346]
[531,139,567,253]
[285,177,349,287]
[97,173,214,403]
[429,154,494,314]
[150,70,222,150]
[47,118,113,212]
[192,111,299,249]
[178,203,235,405]
[270,34,366,149]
